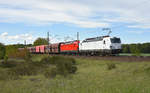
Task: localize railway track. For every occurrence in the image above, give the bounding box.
[50,54,150,62]
[33,53,150,62]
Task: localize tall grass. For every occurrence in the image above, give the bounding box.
[0,56,77,80]
[0,56,150,93]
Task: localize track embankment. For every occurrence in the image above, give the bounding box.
[60,55,150,62]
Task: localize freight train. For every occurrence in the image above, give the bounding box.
[23,35,122,55]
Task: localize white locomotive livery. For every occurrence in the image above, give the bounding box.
[79,35,122,55]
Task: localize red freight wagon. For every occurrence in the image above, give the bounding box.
[39,45,46,53]
[35,46,40,53]
[50,43,60,53]
[35,45,47,53]
[45,45,50,54]
[60,40,79,53]
[27,47,36,53]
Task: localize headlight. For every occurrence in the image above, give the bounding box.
[110,46,112,49]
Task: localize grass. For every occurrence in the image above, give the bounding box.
[0,55,150,93]
[0,55,77,80]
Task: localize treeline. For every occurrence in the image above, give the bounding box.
[122,43,150,53]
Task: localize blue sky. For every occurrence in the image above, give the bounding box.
[0,0,150,44]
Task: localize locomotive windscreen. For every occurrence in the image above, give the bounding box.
[111,38,121,43]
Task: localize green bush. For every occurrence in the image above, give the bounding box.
[0,56,77,80]
[44,66,57,78]
[51,56,77,75]
[0,59,48,77]
[9,62,38,76]
[0,43,5,59]
[0,70,20,80]
[24,48,32,62]
[107,62,116,70]
[0,70,9,80]
[71,66,77,74]
[0,60,17,68]
[40,56,52,64]
[144,67,150,76]
[41,56,77,77]
[4,55,8,63]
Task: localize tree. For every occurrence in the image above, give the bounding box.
[6,45,18,58]
[129,44,141,56]
[122,44,130,53]
[122,43,150,54]
[0,43,6,59]
[33,38,48,46]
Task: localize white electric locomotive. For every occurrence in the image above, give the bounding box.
[79,35,122,55]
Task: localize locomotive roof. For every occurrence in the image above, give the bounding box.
[60,40,79,44]
[83,35,110,42]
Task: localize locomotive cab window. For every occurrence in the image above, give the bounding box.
[103,40,106,44]
[111,38,121,43]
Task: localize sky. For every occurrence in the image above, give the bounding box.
[0,0,150,45]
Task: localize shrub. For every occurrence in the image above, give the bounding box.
[0,56,77,79]
[107,62,116,70]
[56,61,70,77]
[0,70,9,80]
[24,48,32,62]
[0,70,20,80]
[44,66,57,78]
[0,43,5,59]
[4,55,8,63]
[41,56,77,77]
[71,66,77,74]
[0,60,17,68]
[144,67,150,76]
[9,62,38,76]
[52,56,77,75]
[40,56,52,64]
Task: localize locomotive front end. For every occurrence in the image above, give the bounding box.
[109,37,122,54]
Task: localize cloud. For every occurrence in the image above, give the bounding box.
[128,24,150,29]
[1,32,8,37]
[0,0,150,29]
[0,0,109,28]
[0,32,35,44]
[127,30,150,34]
[0,32,77,45]
[49,34,76,43]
